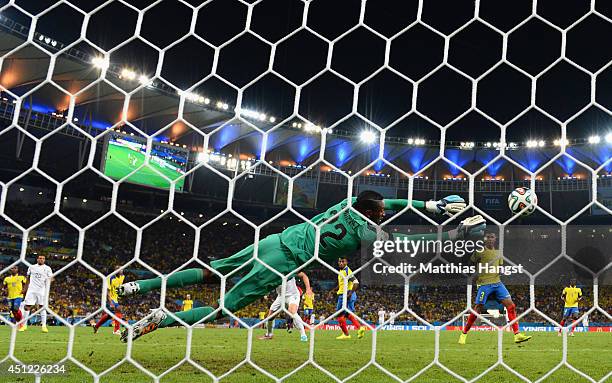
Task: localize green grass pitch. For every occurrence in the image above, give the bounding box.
[0,327,609,382]
[104,144,185,191]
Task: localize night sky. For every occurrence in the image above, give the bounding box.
[2,0,612,142]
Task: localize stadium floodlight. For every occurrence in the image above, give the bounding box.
[606,133,612,143]
[120,68,137,81]
[204,98,210,104]
[526,140,537,148]
[82,199,87,203]
[19,187,24,192]
[138,75,152,86]
[181,91,200,102]
[588,135,601,144]
[197,152,208,163]
[408,138,414,144]
[538,140,545,147]
[359,130,377,144]
[91,56,109,70]
[269,116,276,123]
[304,123,321,133]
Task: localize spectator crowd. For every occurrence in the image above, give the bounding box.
[1,205,610,327]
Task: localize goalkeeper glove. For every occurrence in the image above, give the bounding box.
[426,195,466,215]
[449,215,486,240]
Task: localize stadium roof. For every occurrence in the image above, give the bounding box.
[0,3,611,181]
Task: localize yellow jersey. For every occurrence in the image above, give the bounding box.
[258,311,266,320]
[303,293,314,310]
[337,267,357,295]
[562,286,582,308]
[471,248,502,285]
[3,275,26,299]
[108,275,125,303]
[182,299,193,311]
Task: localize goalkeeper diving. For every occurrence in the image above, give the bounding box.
[118,192,482,342]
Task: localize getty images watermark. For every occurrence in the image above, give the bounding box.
[371,237,525,275]
[367,228,525,277]
[361,225,610,287]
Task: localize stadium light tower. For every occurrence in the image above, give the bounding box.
[138,75,152,86]
[588,135,601,144]
[360,130,377,144]
[91,56,109,70]
[120,68,137,81]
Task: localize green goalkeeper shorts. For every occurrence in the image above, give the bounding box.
[210,234,300,313]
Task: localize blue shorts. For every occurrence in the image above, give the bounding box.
[7,298,22,311]
[563,307,579,317]
[303,308,313,317]
[475,283,511,305]
[106,300,119,311]
[336,293,357,312]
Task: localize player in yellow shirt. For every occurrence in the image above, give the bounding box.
[303,290,314,325]
[2,266,26,328]
[459,232,531,345]
[558,279,582,336]
[335,258,366,340]
[182,294,193,311]
[258,310,266,329]
[92,267,124,335]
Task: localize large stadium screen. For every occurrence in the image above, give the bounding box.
[101,132,188,191]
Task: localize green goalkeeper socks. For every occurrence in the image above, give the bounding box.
[136,268,205,294]
[159,307,216,328]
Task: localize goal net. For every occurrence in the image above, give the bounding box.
[0,0,610,382]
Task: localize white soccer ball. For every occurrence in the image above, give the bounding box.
[507,187,537,216]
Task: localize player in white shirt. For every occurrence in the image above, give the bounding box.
[389,311,396,325]
[258,272,312,342]
[378,309,386,325]
[20,255,53,332]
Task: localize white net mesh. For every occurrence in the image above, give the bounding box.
[0,0,610,382]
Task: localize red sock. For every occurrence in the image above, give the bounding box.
[95,313,110,329]
[463,312,477,333]
[506,304,519,334]
[570,321,577,333]
[338,316,349,335]
[114,312,123,332]
[13,309,22,322]
[347,314,361,328]
[559,319,565,332]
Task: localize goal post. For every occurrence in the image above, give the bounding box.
[0,0,610,382]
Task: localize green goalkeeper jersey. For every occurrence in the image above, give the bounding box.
[280,198,420,264]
